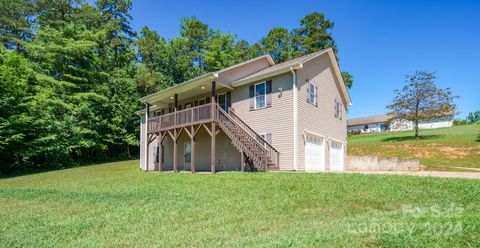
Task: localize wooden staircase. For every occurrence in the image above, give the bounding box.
[215,105,280,171]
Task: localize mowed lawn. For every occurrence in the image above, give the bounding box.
[348,124,480,170]
[1,160,480,247]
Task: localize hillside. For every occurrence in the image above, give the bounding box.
[1,160,480,247]
[347,125,480,170]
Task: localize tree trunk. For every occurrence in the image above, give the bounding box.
[414,120,419,139]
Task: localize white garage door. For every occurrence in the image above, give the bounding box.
[305,135,325,171]
[330,140,344,171]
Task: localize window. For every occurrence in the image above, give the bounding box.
[364,125,368,130]
[258,133,272,147]
[198,98,206,105]
[334,100,342,119]
[152,110,164,117]
[184,102,192,109]
[217,93,227,111]
[307,82,317,105]
[255,82,266,109]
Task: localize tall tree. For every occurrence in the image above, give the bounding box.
[293,12,336,56]
[204,31,236,71]
[232,39,256,63]
[96,0,136,71]
[0,0,35,51]
[179,16,210,69]
[466,111,480,124]
[387,71,457,138]
[261,27,293,63]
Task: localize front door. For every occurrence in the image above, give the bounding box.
[217,93,227,111]
[184,142,191,170]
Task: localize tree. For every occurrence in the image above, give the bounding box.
[204,31,236,71]
[387,71,457,138]
[292,12,336,56]
[0,0,35,51]
[232,39,256,63]
[466,111,480,124]
[179,16,210,69]
[261,27,293,63]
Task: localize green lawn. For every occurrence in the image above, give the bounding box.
[348,125,480,170]
[1,160,480,247]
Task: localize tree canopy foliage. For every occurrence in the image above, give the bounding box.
[387,71,457,138]
[0,0,352,172]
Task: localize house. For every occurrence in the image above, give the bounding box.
[347,112,454,133]
[137,48,352,173]
[347,115,390,133]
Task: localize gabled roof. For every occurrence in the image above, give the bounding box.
[230,48,352,105]
[140,48,351,106]
[347,115,391,126]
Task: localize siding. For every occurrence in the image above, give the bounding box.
[217,57,271,86]
[296,54,348,171]
[230,73,294,170]
[160,129,241,171]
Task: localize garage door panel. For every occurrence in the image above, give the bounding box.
[330,141,344,171]
[305,135,325,171]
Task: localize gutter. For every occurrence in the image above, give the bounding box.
[290,64,302,171]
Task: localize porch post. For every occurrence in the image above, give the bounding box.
[173,129,177,172]
[158,134,163,171]
[241,150,245,172]
[145,103,150,171]
[173,94,178,172]
[211,81,216,173]
[191,126,196,173]
[211,122,216,174]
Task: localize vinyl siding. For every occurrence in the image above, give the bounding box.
[296,54,348,171]
[230,73,294,170]
[160,128,241,171]
[217,57,271,86]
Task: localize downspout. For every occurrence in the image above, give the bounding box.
[144,103,150,171]
[290,66,298,171]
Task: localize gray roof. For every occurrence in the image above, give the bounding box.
[347,115,391,126]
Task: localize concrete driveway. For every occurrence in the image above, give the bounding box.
[346,170,480,180]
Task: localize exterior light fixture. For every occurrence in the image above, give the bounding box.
[170,96,174,99]
[201,86,206,90]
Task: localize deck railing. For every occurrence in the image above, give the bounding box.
[148,103,213,132]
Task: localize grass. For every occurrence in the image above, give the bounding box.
[347,124,480,170]
[1,160,480,247]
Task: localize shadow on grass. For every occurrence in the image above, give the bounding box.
[381,134,442,142]
[0,157,138,179]
[476,133,480,143]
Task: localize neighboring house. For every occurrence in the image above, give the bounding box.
[347,115,389,133]
[137,48,352,173]
[347,113,454,133]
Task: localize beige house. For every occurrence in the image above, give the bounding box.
[137,48,352,173]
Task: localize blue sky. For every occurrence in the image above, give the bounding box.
[129,0,480,119]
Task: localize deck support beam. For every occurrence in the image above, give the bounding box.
[211,122,216,173]
[191,126,196,173]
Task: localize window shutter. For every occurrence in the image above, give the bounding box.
[266,133,272,144]
[306,83,310,102]
[315,85,318,106]
[334,100,337,118]
[226,91,231,112]
[249,85,254,111]
[266,80,272,108]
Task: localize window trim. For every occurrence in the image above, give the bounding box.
[307,82,317,106]
[335,100,343,120]
[198,98,207,105]
[254,81,266,110]
[258,133,267,147]
[217,93,227,110]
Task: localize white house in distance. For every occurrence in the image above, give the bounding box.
[347,112,454,133]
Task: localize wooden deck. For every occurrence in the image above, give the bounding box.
[145,102,280,172]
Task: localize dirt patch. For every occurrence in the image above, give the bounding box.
[438,147,470,159]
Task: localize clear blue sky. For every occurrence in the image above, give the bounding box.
[129,0,480,119]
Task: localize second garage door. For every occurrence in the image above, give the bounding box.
[330,140,344,171]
